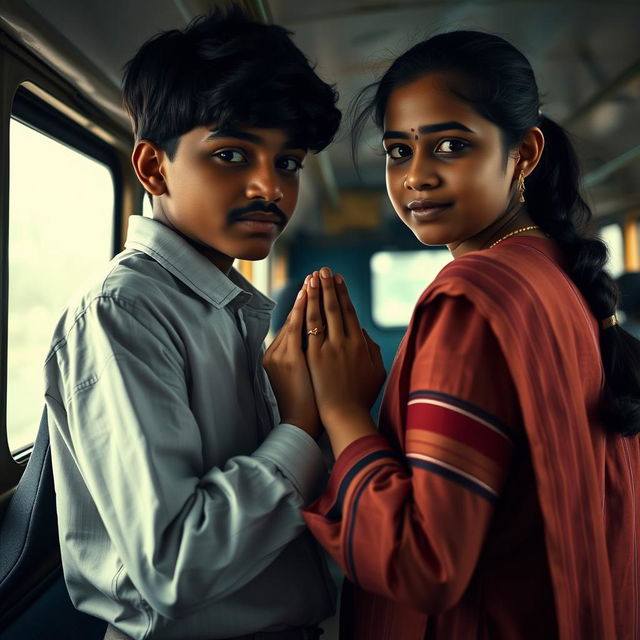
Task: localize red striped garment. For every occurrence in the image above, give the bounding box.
[303,236,640,640]
[405,390,513,503]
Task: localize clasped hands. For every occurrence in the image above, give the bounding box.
[263,267,386,456]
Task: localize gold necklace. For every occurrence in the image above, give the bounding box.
[489,225,541,249]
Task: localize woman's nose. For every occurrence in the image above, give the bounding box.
[403,159,440,191]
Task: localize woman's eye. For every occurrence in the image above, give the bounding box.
[386,145,412,160]
[278,157,304,172]
[435,139,469,154]
[213,149,246,163]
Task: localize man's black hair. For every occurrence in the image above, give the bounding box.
[122,6,340,158]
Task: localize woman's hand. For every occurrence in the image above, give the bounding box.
[304,267,386,452]
[263,287,322,439]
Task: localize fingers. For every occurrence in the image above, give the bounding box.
[363,328,384,371]
[334,273,361,338]
[267,284,306,355]
[266,320,286,356]
[318,266,344,339]
[306,271,324,354]
[285,285,307,349]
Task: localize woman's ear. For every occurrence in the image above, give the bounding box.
[515,126,545,178]
[131,140,168,196]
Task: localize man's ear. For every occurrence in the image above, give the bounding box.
[131,140,168,196]
[515,126,545,179]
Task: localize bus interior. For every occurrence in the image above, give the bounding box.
[0,0,639,638]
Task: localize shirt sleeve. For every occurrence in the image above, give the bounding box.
[302,294,520,613]
[47,295,325,618]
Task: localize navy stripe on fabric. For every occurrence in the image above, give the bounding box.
[408,458,498,504]
[346,466,384,586]
[325,449,402,520]
[408,389,514,439]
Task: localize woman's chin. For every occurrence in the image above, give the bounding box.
[413,229,453,247]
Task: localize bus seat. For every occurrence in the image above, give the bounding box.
[0,409,106,639]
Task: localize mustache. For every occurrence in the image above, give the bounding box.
[227,201,288,227]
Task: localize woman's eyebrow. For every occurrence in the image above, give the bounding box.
[382,121,475,140]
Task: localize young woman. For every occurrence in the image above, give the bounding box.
[264,31,640,640]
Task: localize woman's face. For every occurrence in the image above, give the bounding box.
[383,72,520,254]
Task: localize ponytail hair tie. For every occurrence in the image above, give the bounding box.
[601,314,618,330]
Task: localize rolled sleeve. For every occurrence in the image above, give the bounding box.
[254,423,326,503]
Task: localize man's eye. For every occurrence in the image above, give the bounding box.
[386,145,412,160]
[278,157,304,172]
[434,139,469,153]
[213,149,246,163]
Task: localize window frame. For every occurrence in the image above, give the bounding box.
[0,32,131,494]
[11,86,123,260]
[7,90,122,459]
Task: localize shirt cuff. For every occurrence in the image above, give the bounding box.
[253,423,326,503]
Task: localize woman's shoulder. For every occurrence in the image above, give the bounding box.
[417,238,579,332]
[418,237,566,312]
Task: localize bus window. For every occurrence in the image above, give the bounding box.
[8,118,114,454]
[371,249,452,328]
[598,223,624,278]
[142,192,153,217]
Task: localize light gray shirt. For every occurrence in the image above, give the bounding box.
[44,215,335,640]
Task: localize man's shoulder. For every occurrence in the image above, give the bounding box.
[100,248,177,300]
[51,249,182,340]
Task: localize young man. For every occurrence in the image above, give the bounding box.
[44,8,340,640]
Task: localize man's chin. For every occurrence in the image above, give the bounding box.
[233,239,277,262]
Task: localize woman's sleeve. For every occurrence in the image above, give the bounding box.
[302,293,520,613]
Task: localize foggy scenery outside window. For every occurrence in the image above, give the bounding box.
[8,118,113,453]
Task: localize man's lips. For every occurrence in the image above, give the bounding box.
[228,202,287,229]
[235,212,282,225]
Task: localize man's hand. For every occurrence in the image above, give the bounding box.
[263,286,323,439]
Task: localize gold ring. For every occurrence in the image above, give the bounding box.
[307,327,322,336]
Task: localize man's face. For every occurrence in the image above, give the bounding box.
[154,125,306,272]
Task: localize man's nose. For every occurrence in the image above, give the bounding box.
[246,163,283,202]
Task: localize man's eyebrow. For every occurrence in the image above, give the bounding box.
[205,129,263,144]
[204,129,306,151]
[382,121,475,140]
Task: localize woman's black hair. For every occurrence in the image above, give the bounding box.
[122,6,340,157]
[352,30,640,437]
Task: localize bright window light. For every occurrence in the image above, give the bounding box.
[8,118,114,453]
[371,249,452,328]
[598,223,624,278]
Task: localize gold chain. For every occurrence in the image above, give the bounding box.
[489,225,541,249]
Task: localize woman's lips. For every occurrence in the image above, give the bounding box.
[406,202,452,221]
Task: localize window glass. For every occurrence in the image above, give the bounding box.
[8,118,114,453]
[598,223,624,278]
[371,249,452,328]
[142,191,153,217]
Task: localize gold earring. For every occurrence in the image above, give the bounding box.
[517,171,526,203]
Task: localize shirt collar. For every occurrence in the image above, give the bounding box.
[124,215,275,312]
